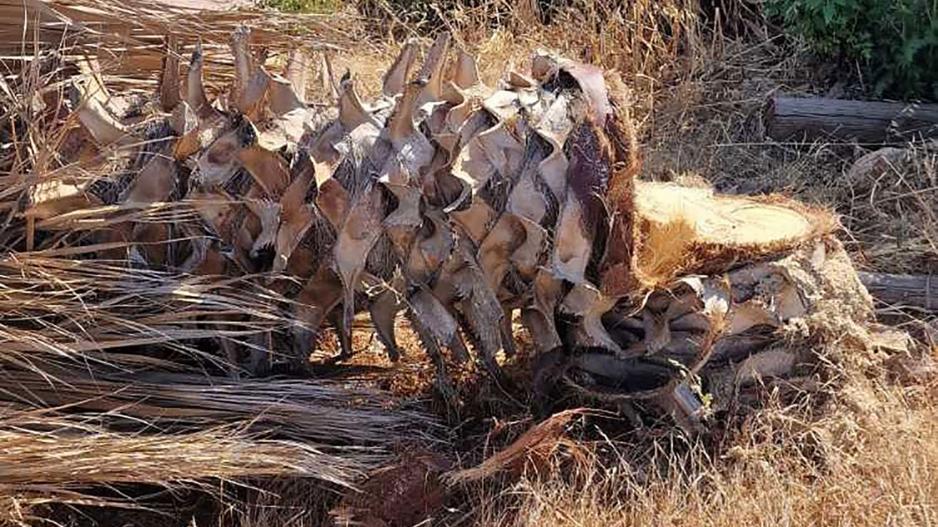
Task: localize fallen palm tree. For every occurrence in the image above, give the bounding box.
[0,22,886,521]
[10,26,856,412]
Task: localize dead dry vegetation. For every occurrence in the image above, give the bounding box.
[0,0,937,526]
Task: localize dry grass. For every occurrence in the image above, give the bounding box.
[222,479,333,527]
[475,369,938,526]
[839,144,938,274]
[0,0,364,91]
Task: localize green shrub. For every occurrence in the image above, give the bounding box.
[766,0,938,100]
[261,0,341,13]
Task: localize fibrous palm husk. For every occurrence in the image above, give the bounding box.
[539,237,875,431]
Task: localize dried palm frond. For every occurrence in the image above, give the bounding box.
[444,409,584,485]
[0,411,369,487]
[0,254,292,371]
[0,407,370,522]
[0,367,439,446]
[1,0,363,88]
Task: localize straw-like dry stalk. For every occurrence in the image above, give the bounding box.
[0,410,369,488]
[1,0,362,88]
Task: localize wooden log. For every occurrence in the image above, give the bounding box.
[766,96,938,143]
[859,272,937,312]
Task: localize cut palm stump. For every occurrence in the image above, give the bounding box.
[630,181,836,288]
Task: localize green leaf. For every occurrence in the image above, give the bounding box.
[822,1,836,24]
[773,0,938,99]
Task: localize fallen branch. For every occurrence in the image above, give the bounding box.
[859,271,937,312]
[766,96,938,143]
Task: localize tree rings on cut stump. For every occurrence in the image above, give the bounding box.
[631,181,837,288]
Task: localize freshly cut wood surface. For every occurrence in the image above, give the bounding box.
[635,182,821,245]
[631,181,836,286]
